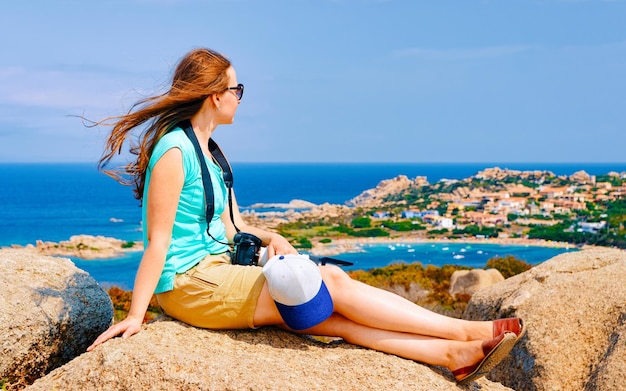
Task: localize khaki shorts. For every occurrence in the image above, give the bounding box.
[156,253,266,329]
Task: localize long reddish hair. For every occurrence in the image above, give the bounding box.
[97,48,232,200]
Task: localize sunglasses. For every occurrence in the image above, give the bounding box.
[225,83,244,100]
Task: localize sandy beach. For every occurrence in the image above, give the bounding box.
[310,234,577,256]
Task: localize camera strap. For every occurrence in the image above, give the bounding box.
[208,135,240,233]
[177,120,241,244]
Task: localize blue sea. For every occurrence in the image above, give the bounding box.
[2,162,625,289]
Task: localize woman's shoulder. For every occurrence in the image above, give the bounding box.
[150,128,196,167]
[153,128,194,153]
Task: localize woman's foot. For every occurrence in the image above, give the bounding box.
[452,332,517,385]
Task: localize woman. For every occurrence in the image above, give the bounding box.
[87,48,525,385]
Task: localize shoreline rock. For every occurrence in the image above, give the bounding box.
[7,234,143,260]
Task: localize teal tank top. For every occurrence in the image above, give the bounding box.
[142,127,230,294]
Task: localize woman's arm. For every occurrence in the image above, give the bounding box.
[221,189,297,258]
[87,148,184,351]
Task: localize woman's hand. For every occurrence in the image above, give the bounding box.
[266,233,298,258]
[87,315,143,352]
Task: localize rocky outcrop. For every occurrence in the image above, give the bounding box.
[464,247,626,391]
[346,175,428,208]
[475,167,551,181]
[25,318,514,391]
[0,249,113,389]
[306,202,353,219]
[8,234,143,259]
[449,268,505,296]
[569,170,594,184]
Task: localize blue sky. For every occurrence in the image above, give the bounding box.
[1,0,625,163]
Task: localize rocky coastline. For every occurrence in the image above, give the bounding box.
[3,167,621,260]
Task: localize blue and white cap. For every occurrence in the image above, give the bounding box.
[262,254,334,330]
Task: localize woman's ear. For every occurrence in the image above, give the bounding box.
[211,93,221,111]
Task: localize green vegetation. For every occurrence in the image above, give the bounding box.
[293,237,313,249]
[485,255,533,279]
[381,220,426,231]
[346,256,533,318]
[329,225,390,237]
[107,287,163,323]
[351,216,371,228]
[527,204,626,247]
[348,262,471,317]
[452,224,501,238]
[121,241,136,249]
[596,174,626,187]
[348,228,390,237]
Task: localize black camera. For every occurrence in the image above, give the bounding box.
[231,232,263,266]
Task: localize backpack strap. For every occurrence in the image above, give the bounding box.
[209,139,239,232]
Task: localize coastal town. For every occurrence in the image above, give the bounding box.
[263,167,626,252]
[394,167,623,236]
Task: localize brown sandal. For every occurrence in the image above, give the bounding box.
[453,332,517,385]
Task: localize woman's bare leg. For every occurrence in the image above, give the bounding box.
[319,265,492,341]
[305,313,485,371]
[253,272,489,344]
[255,289,484,372]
